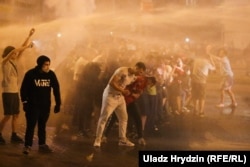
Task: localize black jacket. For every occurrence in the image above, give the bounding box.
[20,66,61,107]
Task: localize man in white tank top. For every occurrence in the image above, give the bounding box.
[93,63,145,147]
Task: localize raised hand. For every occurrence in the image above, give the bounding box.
[29,28,35,37]
[29,41,34,48]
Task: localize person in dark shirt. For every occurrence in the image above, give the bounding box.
[20,55,61,155]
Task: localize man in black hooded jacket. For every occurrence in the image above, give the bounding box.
[20,55,61,155]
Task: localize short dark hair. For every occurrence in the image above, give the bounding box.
[2,46,15,58]
[37,55,50,67]
[135,62,146,71]
[147,76,157,84]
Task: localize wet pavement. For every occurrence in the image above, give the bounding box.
[0,81,250,167]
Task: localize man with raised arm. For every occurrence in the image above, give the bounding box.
[0,28,34,145]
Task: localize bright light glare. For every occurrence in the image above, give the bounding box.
[32,40,41,48]
[57,33,62,38]
[185,37,190,43]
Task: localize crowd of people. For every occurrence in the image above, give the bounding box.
[57,34,240,148]
[0,27,243,154]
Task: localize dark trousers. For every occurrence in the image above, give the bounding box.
[144,94,157,133]
[104,102,143,138]
[78,99,94,132]
[24,105,50,147]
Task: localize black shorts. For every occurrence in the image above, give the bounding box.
[191,82,206,100]
[2,93,20,115]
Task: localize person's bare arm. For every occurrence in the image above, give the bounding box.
[109,74,130,96]
[2,43,33,64]
[210,54,221,62]
[209,54,216,68]
[169,65,177,78]
[17,28,35,59]
[21,28,35,46]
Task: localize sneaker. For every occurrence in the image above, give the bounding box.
[11,134,24,143]
[138,138,146,146]
[0,135,6,145]
[230,103,238,107]
[199,113,205,118]
[23,146,31,155]
[101,136,107,143]
[182,107,190,113]
[216,103,224,107]
[39,144,53,153]
[118,139,135,147]
[93,138,101,147]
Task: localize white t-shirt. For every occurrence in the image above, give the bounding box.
[1,60,19,93]
[106,67,136,94]
[220,56,233,77]
[192,58,215,84]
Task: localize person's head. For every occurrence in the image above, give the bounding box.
[37,55,50,73]
[218,48,227,57]
[2,46,15,59]
[206,44,213,54]
[147,76,157,86]
[134,62,146,75]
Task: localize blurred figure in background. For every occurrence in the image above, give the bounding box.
[143,76,157,135]
[213,48,237,107]
[168,57,185,116]
[0,28,35,145]
[191,45,215,117]
[76,62,102,137]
